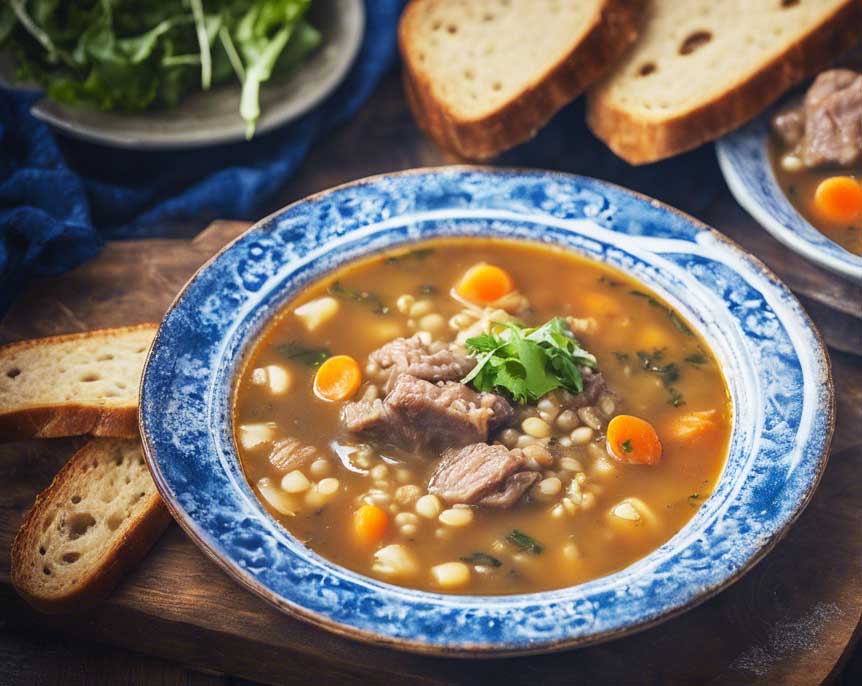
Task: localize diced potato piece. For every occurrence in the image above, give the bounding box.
[372,544,418,579]
[238,422,276,450]
[294,296,339,332]
[265,365,291,394]
[431,562,471,590]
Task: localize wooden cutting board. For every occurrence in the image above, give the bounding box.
[2,221,861,686]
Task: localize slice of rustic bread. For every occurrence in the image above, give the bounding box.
[0,324,157,441]
[400,0,645,159]
[12,438,170,613]
[586,0,862,164]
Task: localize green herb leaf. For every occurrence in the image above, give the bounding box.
[629,290,693,336]
[384,248,435,265]
[463,318,596,403]
[276,341,329,368]
[328,281,389,315]
[505,529,544,555]
[636,348,686,406]
[684,352,708,366]
[621,439,633,453]
[460,552,502,568]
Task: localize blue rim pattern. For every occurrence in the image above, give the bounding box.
[716,113,862,284]
[140,168,833,655]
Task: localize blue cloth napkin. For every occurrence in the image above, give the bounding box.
[0,0,402,309]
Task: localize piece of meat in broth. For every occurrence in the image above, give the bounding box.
[367,335,475,392]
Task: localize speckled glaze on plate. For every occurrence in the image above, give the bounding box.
[716,111,862,284]
[5,0,364,149]
[139,167,833,656]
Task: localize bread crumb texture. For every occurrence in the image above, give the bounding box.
[404,0,603,120]
[13,439,160,603]
[594,0,853,120]
[0,325,156,410]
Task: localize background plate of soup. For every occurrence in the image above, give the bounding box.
[716,103,862,284]
[140,167,833,655]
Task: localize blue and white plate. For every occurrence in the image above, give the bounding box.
[140,168,834,656]
[716,112,862,284]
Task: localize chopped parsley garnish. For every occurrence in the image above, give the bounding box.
[629,290,693,336]
[384,248,435,265]
[636,348,686,406]
[621,439,633,453]
[276,341,330,368]
[684,352,708,366]
[328,281,389,315]
[505,529,544,555]
[460,552,502,568]
[462,317,597,404]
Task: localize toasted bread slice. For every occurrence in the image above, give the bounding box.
[0,324,157,441]
[12,438,170,613]
[400,0,645,159]
[586,0,862,164]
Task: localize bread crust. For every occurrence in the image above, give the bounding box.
[586,1,862,164]
[400,0,646,160]
[11,439,171,614]
[0,323,157,442]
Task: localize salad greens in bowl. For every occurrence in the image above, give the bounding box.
[0,0,364,148]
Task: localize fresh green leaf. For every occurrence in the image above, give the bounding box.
[505,529,543,555]
[460,552,502,568]
[276,341,329,368]
[463,318,596,403]
[621,439,633,453]
[328,281,390,315]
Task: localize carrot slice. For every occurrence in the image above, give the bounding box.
[353,504,389,546]
[606,415,662,465]
[813,176,862,224]
[455,264,514,303]
[665,410,719,445]
[313,355,361,402]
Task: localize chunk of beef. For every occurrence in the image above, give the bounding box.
[565,369,608,409]
[367,335,475,392]
[268,437,318,472]
[342,375,512,451]
[428,443,531,505]
[479,471,541,508]
[771,69,862,167]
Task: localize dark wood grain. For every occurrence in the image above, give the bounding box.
[3,70,862,685]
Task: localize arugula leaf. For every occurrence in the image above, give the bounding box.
[328,281,390,315]
[276,341,329,368]
[463,317,596,403]
[460,552,502,568]
[505,529,543,555]
[0,0,319,137]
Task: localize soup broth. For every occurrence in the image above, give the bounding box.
[234,239,730,594]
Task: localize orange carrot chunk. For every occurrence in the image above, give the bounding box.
[455,263,514,304]
[313,355,361,402]
[353,504,389,546]
[606,415,663,465]
[813,176,862,224]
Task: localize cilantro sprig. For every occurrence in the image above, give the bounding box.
[461,317,596,404]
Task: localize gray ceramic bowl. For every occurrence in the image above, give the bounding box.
[2,0,364,149]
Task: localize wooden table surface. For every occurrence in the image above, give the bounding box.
[3,69,862,685]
